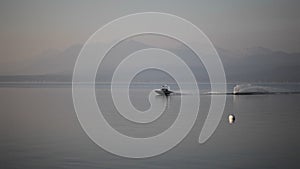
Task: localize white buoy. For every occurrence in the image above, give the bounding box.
[228,114,235,124]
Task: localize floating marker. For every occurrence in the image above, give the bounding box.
[228,114,235,124]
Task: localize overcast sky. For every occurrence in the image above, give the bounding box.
[0,0,299,78]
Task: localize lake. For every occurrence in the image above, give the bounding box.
[1,83,299,169]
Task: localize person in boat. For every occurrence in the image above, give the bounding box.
[154,84,173,96]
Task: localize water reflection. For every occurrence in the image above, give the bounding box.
[154,94,170,110]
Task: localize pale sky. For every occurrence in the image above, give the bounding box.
[0,0,299,66]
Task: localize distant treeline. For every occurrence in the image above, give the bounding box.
[0,75,72,82]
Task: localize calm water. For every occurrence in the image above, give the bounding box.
[1,84,300,169]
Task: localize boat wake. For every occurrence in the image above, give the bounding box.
[204,84,300,95]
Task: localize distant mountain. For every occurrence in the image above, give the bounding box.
[19,44,82,75]
[0,41,299,83]
[222,47,300,82]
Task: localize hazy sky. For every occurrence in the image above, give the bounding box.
[0,0,299,67]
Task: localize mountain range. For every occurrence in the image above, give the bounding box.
[1,41,299,83]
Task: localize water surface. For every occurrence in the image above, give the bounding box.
[1,84,299,169]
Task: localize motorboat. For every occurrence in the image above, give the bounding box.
[154,85,173,96]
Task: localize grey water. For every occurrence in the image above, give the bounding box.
[1,83,300,169]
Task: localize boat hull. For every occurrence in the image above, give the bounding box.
[154,89,173,96]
